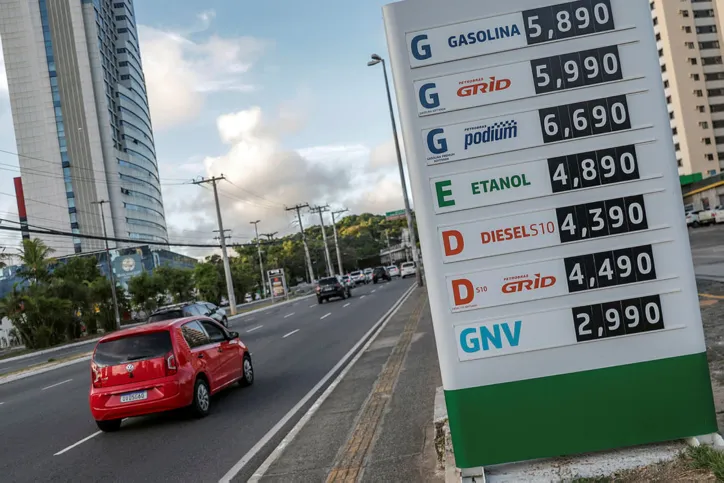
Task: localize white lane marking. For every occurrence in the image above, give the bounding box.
[284,313,295,319]
[372,290,377,293]
[0,402,4,405]
[42,379,73,391]
[239,282,418,483]
[343,303,351,308]
[54,430,103,456]
[361,295,366,299]
[320,313,331,320]
[282,329,300,339]
[247,325,263,333]
[309,304,316,308]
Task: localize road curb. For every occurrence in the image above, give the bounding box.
[0,354,92,386]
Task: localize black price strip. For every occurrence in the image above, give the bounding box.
[564,244,656,293]
[573,294,665,342]
[547,144,640,193]
[531,45,623,94]
[523,0,615,45]
[539,94,632,144]
[556,195,648,243]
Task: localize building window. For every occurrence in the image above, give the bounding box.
[692,73,700,81]
[695,90,704,97]
[684,26,692,33]
[673,127,678,135]
[685,42,695,49]
[702,56,723,66]
[677,159,683,167]
[698,105,707,112]
[689,58,698,65]
[701,121,710,129]
[664,80,670,88]
[697,25,717,34]
[707,154,715,161]
[675,143,681,151]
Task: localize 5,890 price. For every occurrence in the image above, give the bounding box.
[539,95,631,144]
[523,0,615,45]
[572,295,664,342]
[556,195,648,243]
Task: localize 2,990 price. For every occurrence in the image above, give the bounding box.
[556,195,648,243]
[539,95,631,144]
[572,295,665,342]
[548,144,640,193]
[531,45,622,95]
[523,0,615,45]
[564,244,656,293]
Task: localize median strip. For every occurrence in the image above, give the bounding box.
[0,352,92,386]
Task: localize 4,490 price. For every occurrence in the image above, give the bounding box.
[565,244,656,293]
[540,95,631,144]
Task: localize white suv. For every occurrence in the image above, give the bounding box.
[400,261,417,279]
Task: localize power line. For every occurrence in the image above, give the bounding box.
[223,178,285,208]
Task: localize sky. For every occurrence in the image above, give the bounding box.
[0,0,412,259]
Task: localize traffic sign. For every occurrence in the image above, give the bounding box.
[385,209,407,220]
[383,0,716,470]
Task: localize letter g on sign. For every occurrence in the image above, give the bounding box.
[427,128,448,155]
[419,83,440,109]
[411,34,432,61]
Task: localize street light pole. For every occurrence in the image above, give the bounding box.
[91,200,121,330]
[368,54,423,287]
[250,220,267,298]
[331,208,348,275]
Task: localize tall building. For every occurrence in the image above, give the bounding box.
[0,0,167,256]
[652,0,724,178]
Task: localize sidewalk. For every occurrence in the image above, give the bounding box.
[254,287,443,483]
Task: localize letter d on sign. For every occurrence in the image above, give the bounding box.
[442,230,464,256]
[452,279,474,306]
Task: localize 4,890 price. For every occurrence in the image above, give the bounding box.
[573,295,665,342]
[548,144,640,193]
[556,195,648,243]
[523,0,615,45]
[539,95,631,144]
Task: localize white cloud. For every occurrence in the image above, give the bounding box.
[138,19,266,130]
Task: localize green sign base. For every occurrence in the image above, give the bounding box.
[445,352,717,468]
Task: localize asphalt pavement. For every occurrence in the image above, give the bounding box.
[689,224,724,281]
[0,278,414,482]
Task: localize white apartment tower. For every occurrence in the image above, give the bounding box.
[0,0,167,256]
[652,0,724,178]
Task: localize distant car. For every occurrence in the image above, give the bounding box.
[686,211,700,228]
[349,270,367,285]
[89,317,253,432]
[316,276,351,304]
[244,293,253,303]
[363,268,373,283]
[698,208,716,226]
[372,266,391,284]
[149,302,229,328]
[400,261,417,279]
[387,265,400,278]
[341,274,354,289]
[714,206,724,224]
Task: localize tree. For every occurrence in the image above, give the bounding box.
[16,239,55,284]
[154,266,194,303]
[127,271,165,316]
[194,262,223,304]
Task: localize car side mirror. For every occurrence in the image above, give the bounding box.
[229,331,239,339]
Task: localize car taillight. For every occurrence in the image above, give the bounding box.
[165,351,178,375]
[315,286,321,292]
[91,362,102,388]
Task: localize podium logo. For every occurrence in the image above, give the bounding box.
[501,273,556,294]
[457,77,511,98]
[464,120,518,150]
[459,321,522,354]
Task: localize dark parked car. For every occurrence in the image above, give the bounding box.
[372,266,391,284]
[149,302,229,327]
[316,276,351,304]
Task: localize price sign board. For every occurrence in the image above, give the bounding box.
[267,268,289,301]
[383,0,716,470]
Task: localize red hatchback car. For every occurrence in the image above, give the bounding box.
[89,317,253,432]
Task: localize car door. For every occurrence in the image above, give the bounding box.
[180,320,223,392]
[199,319,238,387]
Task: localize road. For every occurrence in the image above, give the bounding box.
[0,297,306,377]
[0,278,414,482]
[689,224,724,281]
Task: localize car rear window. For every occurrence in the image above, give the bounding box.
[319,277,338,285]
[402,262,415,268]
[148,309,184,323]
[350,271,361,276]
[94,331,172,366]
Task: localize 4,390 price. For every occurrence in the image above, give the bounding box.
[556,195,648,243]
[573,295,665,342]
[540,95,631,144]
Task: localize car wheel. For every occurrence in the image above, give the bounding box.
[96,419,122,432]
[693,221,700,228]
[318,297,323,304]
[341,291,347,300]
[240,354,254,387]
[191,378,211,418]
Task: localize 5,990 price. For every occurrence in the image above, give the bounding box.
[523,0,615,45]
[539,95,631,144]
[556,195,648,243]
[564,244,656,293]
[573,294,665,342]
[531,45,622,95]
[548,144,640,193]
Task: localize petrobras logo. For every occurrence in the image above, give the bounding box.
[501,273,556,294]
[457,77,511,98]
[410,24,522,62]
[464,120,518,150]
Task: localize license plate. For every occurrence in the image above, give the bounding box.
[323,287,334,292]
[120,390,147,403]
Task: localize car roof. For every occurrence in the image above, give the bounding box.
[97,316,206,343]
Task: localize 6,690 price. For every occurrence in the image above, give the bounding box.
[556,195,648,243]
[539,95,631,144]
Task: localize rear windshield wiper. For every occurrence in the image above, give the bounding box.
[125,354,156,361]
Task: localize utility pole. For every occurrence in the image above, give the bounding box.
[193,176,237,315]
[330,208,348,276]
[310,205,334,277]
[286,204,315,283]
[250,220,267,299]
[91,200,120,330]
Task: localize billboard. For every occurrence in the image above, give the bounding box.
[267,268,288,301]
[383,0,716,469]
